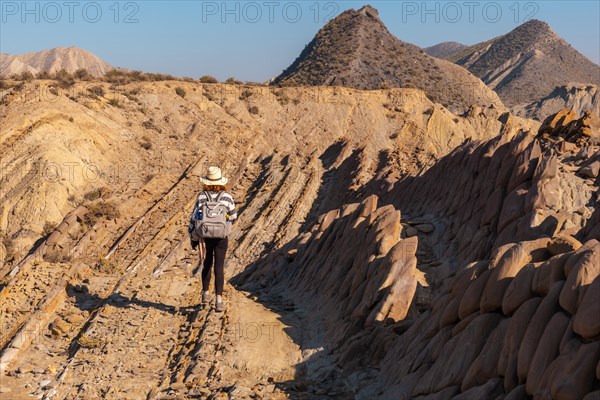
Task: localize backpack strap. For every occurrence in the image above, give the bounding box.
[203,191,214,202]
[215,190,226,203]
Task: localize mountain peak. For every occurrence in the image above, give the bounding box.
[518,19,551,32]
[454,19,600,108]
[272,4,502,113]
[357,4,379,18]
[0,46,113,77]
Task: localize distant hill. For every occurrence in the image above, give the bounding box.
[272,5,503,113]
[513,84,600,121]
[0,54,39,76]
[454,20,600,107]
[0,47,113,77]
[424,41,468,59]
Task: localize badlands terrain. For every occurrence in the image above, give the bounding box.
[0,75,598,400]
[0,4,599,400]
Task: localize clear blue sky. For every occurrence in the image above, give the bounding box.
[1,1,598,82]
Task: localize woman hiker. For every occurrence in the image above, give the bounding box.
[188,166,237,312]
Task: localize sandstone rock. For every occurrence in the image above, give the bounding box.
[504,385,528,400]
[579,161,600,178]
[360,195,378,219]
[51,318,70,336]
[498,297,542,391]
[452,378,503,400]
[582,391,600,400]
[539,109,577,136]
[405,226,418,237]
[412,313,502,396]
[550,340,600,400]
[480,238,550,313]
[548,235,582,255]
[531,253,568,296]
[560,240,600,315]
[526,311,570,395]
[458,269,491,319]
[517,281,564,384]
[412,386,460,399]
[497,183,528,234]
[573,275,600,339]
[502,263,539,315]
[415,223,434,234]
[461,319,509,391]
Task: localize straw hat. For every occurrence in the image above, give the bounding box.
[201,166,228,185]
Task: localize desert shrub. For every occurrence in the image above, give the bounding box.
[83,187,111,201]
[44,249,72,263]
[175,87,186,98]
[18,71,34,81]
[1,235,16,263]
[42,222,56,236]
[144,173,155,184]
[13,82,25,92]
[142,119,161,133]
[107,98,121,107]
[226,77,242,84]
[88,85,105,97]
[140,141,152,150]
[53,69,75,88]
[203,91,216,102]
[239,89,252,100]
[74,69,91,80]
[248,106,259,115]
[49,87,59,96]
[199,75,218,84]
[36,71,52,79]
[88,85,106,97]
[83,201,121,226]
[103,69,131,84]
[95,257,119,274]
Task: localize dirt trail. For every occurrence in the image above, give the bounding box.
[0,157,307,400]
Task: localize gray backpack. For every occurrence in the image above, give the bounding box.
[194,191,231,239]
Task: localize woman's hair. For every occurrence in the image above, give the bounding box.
[203,184,226,192]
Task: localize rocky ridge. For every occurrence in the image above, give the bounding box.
[272,5,504,114]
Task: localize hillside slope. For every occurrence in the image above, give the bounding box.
[424,41,468,59]
[272,5,504,114]
[0,47,113,77]
[236,111,600,398]
[0,79,540,398]
[515,84,600,121]
[455,20,600,108]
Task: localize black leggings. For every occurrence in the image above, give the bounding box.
[202,237,228,296]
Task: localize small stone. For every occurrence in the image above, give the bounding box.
[66,314,85,324]
[264,384,275,393]
[548,235,582,255]
[415,223,434,233]
[51,318,70,336]
[40,379,52,387]
[47,365,57,374]
[17,366,31,374]
[198,387,211,395]
[170,382,186,391]
[579,161,600,178]
[405,226,418,237]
